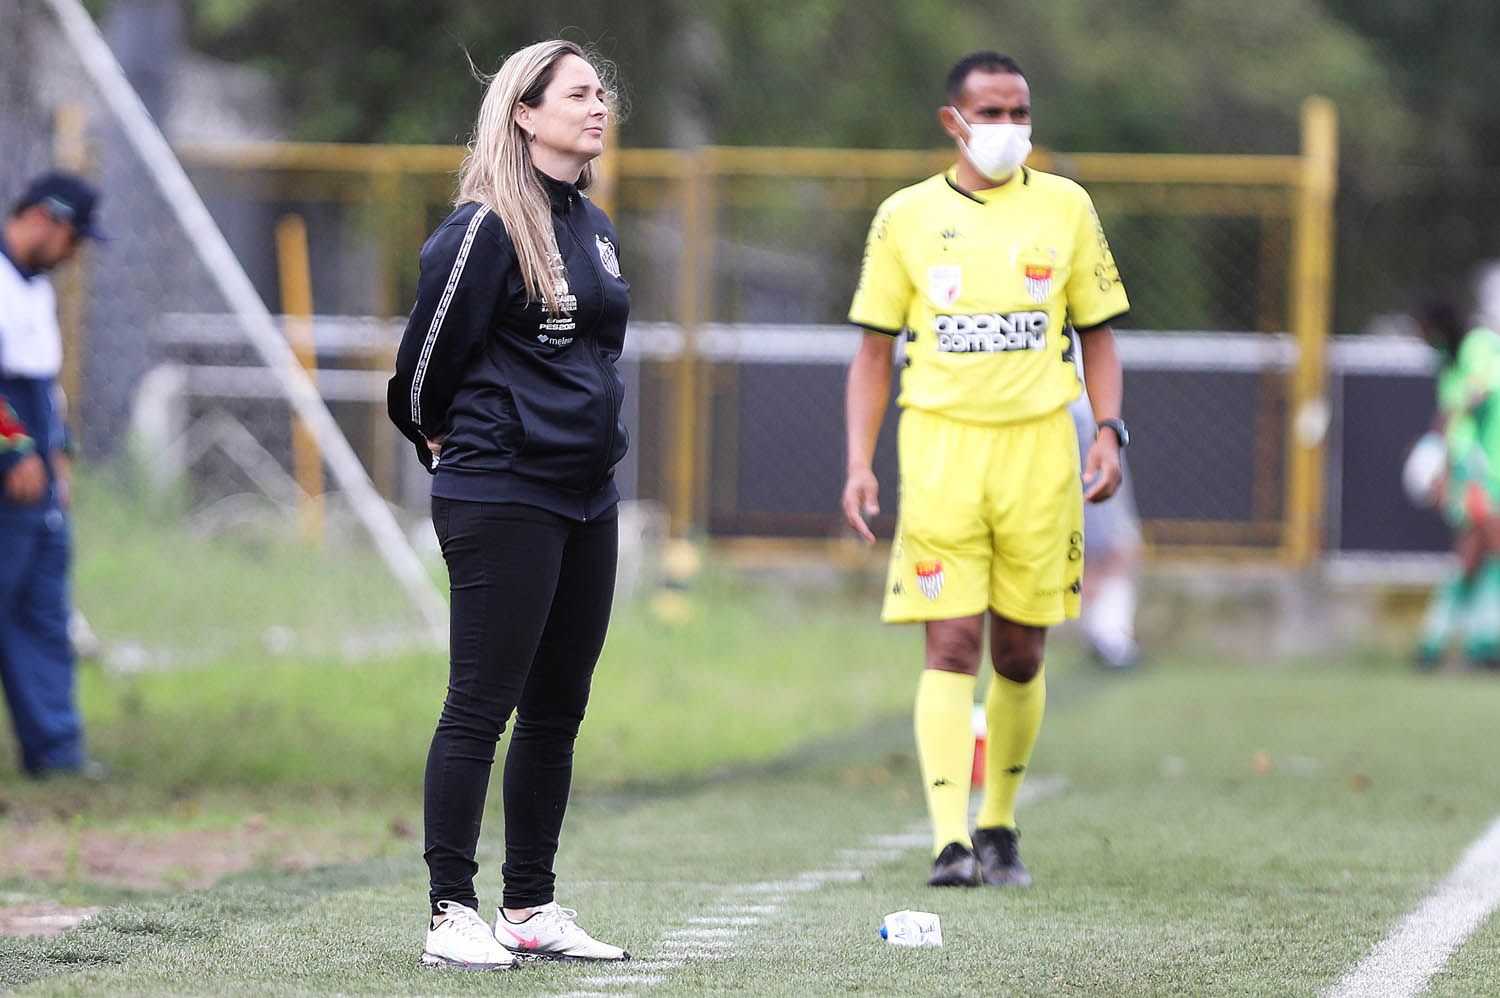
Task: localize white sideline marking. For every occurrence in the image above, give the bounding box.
[870,832,929,848]
[712,903,779,912]
[658,938,738,950]
[576,779,1067,996]
[663,927,742,939]
[839,846,907,859]
[687,916,762,926]
[1326,815,1500,998]
[797,869,866,883]
[655,947,732,961]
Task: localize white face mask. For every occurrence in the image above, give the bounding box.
[948,107,1031,182]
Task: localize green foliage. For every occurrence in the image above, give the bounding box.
[166,0,1404,157]
[1323,0,1500,163]
[173,0,638,144]
[1321,0,1500,322]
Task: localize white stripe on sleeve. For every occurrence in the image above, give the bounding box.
[409,206,491,426]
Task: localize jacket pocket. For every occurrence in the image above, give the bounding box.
[491,384,528,458]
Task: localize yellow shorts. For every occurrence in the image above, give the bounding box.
[883,405,1083,626]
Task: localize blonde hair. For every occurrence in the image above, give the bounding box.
[457,40,612,314]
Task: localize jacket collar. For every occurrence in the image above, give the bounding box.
[536,169,582,212]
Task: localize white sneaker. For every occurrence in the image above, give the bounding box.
[420,900,516,970]
[495,901,630,961]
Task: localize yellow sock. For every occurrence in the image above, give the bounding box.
[914,668,977,856]
[976,667,1046,830]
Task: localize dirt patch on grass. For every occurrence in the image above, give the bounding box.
[0,815,409,892]
[0,902,106,937]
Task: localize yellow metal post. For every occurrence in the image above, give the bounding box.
[274,213,325,543]
[370,164,403,500]
[670,151,711,537]
[1283,97,1338,565]
[693,156,721,531]
[53,103,89,439]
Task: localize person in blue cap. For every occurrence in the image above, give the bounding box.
[0,171,107,779]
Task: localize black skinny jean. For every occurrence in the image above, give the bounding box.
[425,497,618,914]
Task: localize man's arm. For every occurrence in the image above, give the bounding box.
[0,392,46,506]
[0,393,32,454]
[842,332,895,542]
[1078,323,1124,503]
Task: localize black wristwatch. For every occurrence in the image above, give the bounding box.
[1096,418,1129,448]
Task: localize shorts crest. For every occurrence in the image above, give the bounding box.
[915,559,945,600]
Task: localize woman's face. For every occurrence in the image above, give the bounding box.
[519,54,608,168]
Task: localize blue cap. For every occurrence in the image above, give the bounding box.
[14,171,109,241]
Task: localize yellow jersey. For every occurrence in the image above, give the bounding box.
[848,165,1129,425]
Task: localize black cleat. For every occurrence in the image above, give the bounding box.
[927,841,980,887]
[973,826,1032,887]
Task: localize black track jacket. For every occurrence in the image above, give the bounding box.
[387,173,630,520]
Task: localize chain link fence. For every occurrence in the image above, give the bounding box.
[169,144,1326,556]
[609,151,1320,552]
[2,0,438,671]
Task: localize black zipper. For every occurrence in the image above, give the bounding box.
[562,203,621,496]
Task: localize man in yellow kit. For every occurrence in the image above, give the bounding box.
[842,51,1129,887]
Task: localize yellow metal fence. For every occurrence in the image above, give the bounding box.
[171,96,1337,561]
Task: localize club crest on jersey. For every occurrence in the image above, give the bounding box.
[1024,264,1053,304]
[915,560,945,600]
[596,234,622,279]
[928,265,962,307]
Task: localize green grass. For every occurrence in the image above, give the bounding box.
[6,648,1500,995]
[3,569,921,797]
[8,470,1500,992]
[69,464,435,667]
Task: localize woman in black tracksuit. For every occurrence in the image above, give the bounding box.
[388,40,631,969]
